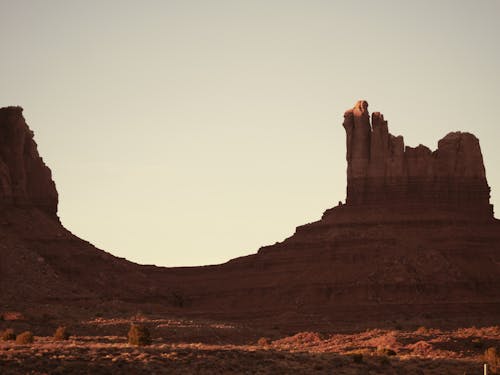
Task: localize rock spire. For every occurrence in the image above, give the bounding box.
[342,100,492,217]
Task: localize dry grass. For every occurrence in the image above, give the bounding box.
[484,347,500,373]
[53,326,70,341]
[15,331,34,345]
[1,328,16,341]
[128,324,151,346]
[0,317,498,374]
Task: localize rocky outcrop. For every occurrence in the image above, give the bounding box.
[0,106,58,216]
[2,102,499,331]
[0,107,168,306]
[152,101,500,329]
[343,100,492,218]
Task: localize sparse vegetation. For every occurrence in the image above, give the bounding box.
[54,326,70,341]
[1,328,16,341]
[15,331,34,345]
[257,337,270,346]
[484,347,500,373]
[416,326,429,335]
[0,322,495,374]
[377,347,396,356]
[127,324,151,346]
[379,355,391,366]
[472,338,484,349]
[2,311,25,321]
[351,353,363,363]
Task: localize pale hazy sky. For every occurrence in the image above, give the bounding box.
[1,1,499,266]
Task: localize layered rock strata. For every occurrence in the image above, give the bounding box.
[342,100,492,218]
[154,100,500,328]
[0,107,58,216]
[2,103,499,331]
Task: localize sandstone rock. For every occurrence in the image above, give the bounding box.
[342,101,492,218]
[0,106,58,216]
[2,103,499,332]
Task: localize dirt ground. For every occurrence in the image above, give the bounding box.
[1,313,498,374]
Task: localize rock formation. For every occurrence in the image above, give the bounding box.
[0,106,174,307]
[0,107,58,216]
[1,102,499,331]
[342,100,492,218]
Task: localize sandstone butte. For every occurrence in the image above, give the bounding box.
[0,102,499,330]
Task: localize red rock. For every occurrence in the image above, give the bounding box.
[342,101,492,218]
[1,103,499,331]
[0,107,58,216]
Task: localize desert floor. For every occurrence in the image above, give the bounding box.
[2,312,499,374]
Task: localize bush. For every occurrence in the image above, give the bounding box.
[1,328,16,341]
[377,347,397,356]
[351,353,363,363]
[257,337,270,346]
[15,331,34,344]
[484,347,500,372]
[416,326,429,335]
[54,326,71,341]
[379,356,391,366]
[128,324,151,346]
[472,338,484,349]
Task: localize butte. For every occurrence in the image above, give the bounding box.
[1,102,499,329]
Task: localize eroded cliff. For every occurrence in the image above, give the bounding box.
[1,102,499,330]
[0,107,58,216]
[342,100,492,218]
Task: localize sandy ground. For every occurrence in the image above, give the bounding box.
[1,314,499,374]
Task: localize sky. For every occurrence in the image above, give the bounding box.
[1,0,499,267]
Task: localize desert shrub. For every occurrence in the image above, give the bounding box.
[257,337,270,346]
[274,331,322,346]
[54,326,70,341]
[484,347,500,372]
[379,355,391,366]
[351,353,363,363]
[2,311,25,321]
[132,312,147,322]
[377,347,396,356]
[472,338,484,349]
[1,328,16,341]
[415,326,429,335]
[171,292,185,308]
[15,331,34,344]
[128,324,151,346]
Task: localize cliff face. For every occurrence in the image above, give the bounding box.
[0,106,174,306]
[2,103,499,330]
[343,101,492,218]
[0,107,58,216]
[153,100,500,328]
